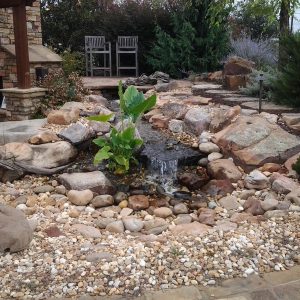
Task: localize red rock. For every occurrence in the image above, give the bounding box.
[243,197,265,216]
[202,179,235,196]
[224,75,248,90]
[177,171,209,190]
[128,195,150,211]
[223,57,254,76]
[47,108,80,125]
[198,208,216,225]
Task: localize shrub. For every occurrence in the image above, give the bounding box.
[88,82,156,174]
[62,50,85,76]
[292,156,300,175]
[272,33,300,107]
[39,70,88,111]
[229,36,278,68]
[240,67,278,100]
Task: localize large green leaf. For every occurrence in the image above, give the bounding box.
[94,146,112,165]
[87,113,114,122]
[93,137,108,147]
[129,94,157,122]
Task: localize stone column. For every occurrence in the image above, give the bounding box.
[1,87,46,120]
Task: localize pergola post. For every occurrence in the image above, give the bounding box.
[13,2,31,89]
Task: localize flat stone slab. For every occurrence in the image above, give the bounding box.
[223,96,259,103]
[204,89,242,96]
[241,101,293,113]
[0,119,47,145]
[282,113,300,133]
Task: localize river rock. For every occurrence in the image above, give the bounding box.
[128,195,149,211]
[261,196,279,211]
[33,185,54,194]
[114,192,127,204]
[153,207,173,218]
[198,208,216,225]
[285,188,300,206]
[184,107,211,135]
[58,123,94,145]
[244,170,269,190]
[243,197,265,216]
[106,221,125,233]
[171,222,210,236]
[168,119,184,133]
[219,195,240,210]
[72,224,101,238]
[95,218,115,229]
[174,214,193,225]
[270,173,298,194]
[208,152,223,162]
[215,220,238,232]
[264,210,288,219]
[144,218,168,231]
[123,217,144,232]
[28,130,60,145]
[207,159,242,182]
[202,180,235,196]
[173,203,189,215]
[213,115,300,170]
[67,190,93,206]
[177,171,209,190]
[0,205,33,253]
[47,108,80,125]
[59,171,115,195]
[199,142,220,154]
[91,195,114,208]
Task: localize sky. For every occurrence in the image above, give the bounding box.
[293,8,300,32]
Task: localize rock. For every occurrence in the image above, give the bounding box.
[0,141,77,171]
[243,197,265,216]
[261,195,279,211]
[119,200,128,209]
[91,195,114,208]
[240,190,256,200]
[202,180,235,196]
[270,174,298,194]
[47,108,80,125]
[153,207,173,218]
[244,170,269,190]
[277,200,291,210]
[89,121,111,134]
[33,185,54,194]
[207,159,242,182]
[208,152,223,162]
[59,171,115,195]
[123,217,144,232]
[219,196,240,210]
[209,106,241,132]
[199,142,220,154]
[161,102,188,120]
[67,190,93,206]
[58,123,94,145]
[264,210,288,219]
[106,221,125,233]
[285,188,300,206]
[224,75,248,90]
[95,218,115,229]
[114,192,127,204]
[120,207,133,217]
[282,113,300,133]
[198,208,216,225]
[213,115,300,170]
[260,163,282,173]
[72,224,101,238]
[88,95,109,106]
[128,195,149,211]
[177,171,209,190]
[0,205,33,252]
[86,252,113,263]
[184,107,211,135]
[192,83,222,95]
[215,220,238,232]
[144,218,168,231]
[173,203,189,215]
[198,158,209,167]
[174,214,193,225]
[171,222,210,236]
[230,212,259,224]
[150,114,170,129]
[69,209,80,218]
[284,153,299,177]
[28,130,60,145]
[168,119,184,133]
[224,57,254,76]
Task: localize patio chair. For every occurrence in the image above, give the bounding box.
[116,36,138,77]
[85,36,112,77]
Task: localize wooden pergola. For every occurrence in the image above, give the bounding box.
[0,0,35,89]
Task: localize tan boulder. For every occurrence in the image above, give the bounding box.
[47,108,80,125]
[207,159,242,182]
[28,130,60,145]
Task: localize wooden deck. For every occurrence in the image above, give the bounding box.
[82,77,154,92]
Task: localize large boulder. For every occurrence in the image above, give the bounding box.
[207,159,242,182]
[0,141,77,169]
[28,130,60,145]
[161,102,188,120]
[282,113,300,133]
[213,115,300,170]
[223,56,255,76]
[58,123,94,145]
[0,205,33,253]
[58,171,115,195]
[184,107,211,135]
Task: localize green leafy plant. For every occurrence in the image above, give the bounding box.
[62,50,85,76]
[88,82,156,174]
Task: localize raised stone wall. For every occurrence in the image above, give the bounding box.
[0,1,42,46]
